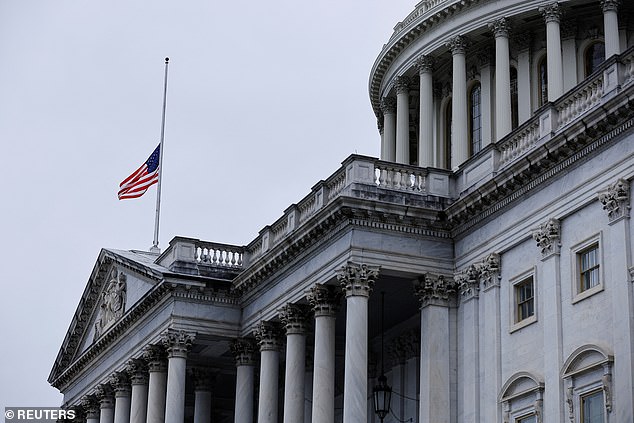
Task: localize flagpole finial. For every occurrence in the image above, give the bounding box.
[165,57,169,64]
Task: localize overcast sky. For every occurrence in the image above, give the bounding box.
[0,0,415,409]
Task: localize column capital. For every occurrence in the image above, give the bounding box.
[539,3,562,24]
[279,303,310,335]
[110,371,131,396]
[598,178,630,222]
[80,396,100,419]
[161,329,196,359]
[455,264,480,300]
[446,35,468,55]
[230,338,256,366]
[380,96,397,114]
[600,0,620,13]
[480,253,501,289]
[189,368,216,391]
[532,218,561,258]
[412,273,456,307]
[254,321,284,352]
[489,17,510,38]
[142,345,167,372]
[125,359,149,385]
[94,384,115,409]
[393,76,411,94]
[377,117,384,135]
[415,54,434,73]
[513,33,532,52]
[560,19,577,39]
[307,283,341,317]
[337,262,380,298]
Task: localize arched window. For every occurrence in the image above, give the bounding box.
[538,57,548,107]
[469,83,482,155]
[584,41,605,77]
[510,67,519,130]
[444,100,452,169]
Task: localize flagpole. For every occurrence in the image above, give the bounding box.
[151,57,169,253]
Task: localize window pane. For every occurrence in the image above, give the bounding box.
[539,58,548,106]
[517,416,536,423]
[579,244,600,291]
[585,42,605,76]
[470,84,482,155]
[582,390,604,423]
[515,277,534,322]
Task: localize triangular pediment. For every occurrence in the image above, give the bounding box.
[48,248,164,386]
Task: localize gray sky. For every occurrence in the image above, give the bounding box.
[0,0,414,408]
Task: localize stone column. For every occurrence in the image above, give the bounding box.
[477,51,493,147]
[111,373,131,423]
[532,219,564,422]
[540,3,564,101]
[191,369,214,423]
[489,18,512,141]
[279,304,309,423]
[447,36,468,168]
[381,98,397,162]
[514,34,532,124]
[457,266,480,422]
[337,262,380,423]
[126,360,149,423]
[161,330,195,423]
[413,273,454,423]
[599,179,634,422]
[307,284,340,423]
[81,396,101,423]
[143,346,167,423]
[254,321,283,423]
[601,0,621,58]
[95,384,115,423]
[230,339,256,423]
[415,55,434,168]
[561,21,578,92]
[395,76,411,165]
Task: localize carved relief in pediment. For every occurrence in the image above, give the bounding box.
[93,268,127,340]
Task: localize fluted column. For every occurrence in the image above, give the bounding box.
[96,384,115,423]
[601,0,621,57]
[415,55,434,167]
[381,97,397,162]
[395,76,411,165]
[126,360,149,423]
[307,284,340,423]
[191,369,214,423]
[447,36,468,168]
[254,321,283,423]
[337,262,380,423]
[143,346,167,423]
[540,3,564,101]
[81,396,101,423]
[161,330,195,423]
[230,339,256,423]
[280,304,310,423]
[489,18,512,141]
[413,274,454,423]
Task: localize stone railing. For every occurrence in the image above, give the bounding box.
[194,241,244,267]
[497,119,541,167]
[556,74,604,128]
[158,237,245,274]
[391,0,453,38]
[375,162,426,192]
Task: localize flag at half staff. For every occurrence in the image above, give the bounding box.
[118,144,161,200]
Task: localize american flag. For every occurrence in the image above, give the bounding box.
[118,144,161,200]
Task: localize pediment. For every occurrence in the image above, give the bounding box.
[48,248,164,386]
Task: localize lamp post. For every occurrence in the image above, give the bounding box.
[373,292,392,422]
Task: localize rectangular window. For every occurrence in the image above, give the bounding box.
[581,390,604,423]
[579,244,600,292]
[516,415,536,423]
[515,276,534,322]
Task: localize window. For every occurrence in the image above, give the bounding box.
[469,83,482,155]
[515,277,534,322]
[516,415,536,423]
[510,67,519,129]
[579,244,600,292]
[581,390,605,423]
[584,42,605,77]
[538,57,548,107]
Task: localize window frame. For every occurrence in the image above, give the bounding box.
[509,268,537,333]
[571,234,603,304]
[468,81,482,156]
[579,388,605,423]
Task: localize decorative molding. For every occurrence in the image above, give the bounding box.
[480,253,501,290]
[230,338,256,366]
[253,321,283,352]
[94,384,114,408]
[415,54,434,73]
[109,372,131,396]
[337,262,380,298]
[412,273,456,307]
[94,268,127,341]
[126,359,149,385]
[489,17,510,38]
[380,97,397,114]
[602,372,613,413]
[446,35,467,55]
[142,345,167,372]
[454,253,501,300]
[598,178,630,222]
[600,0,620,13]
[161,329,196,359]
[394,76,411,94]
[278,303,310,335]
[535,398,544,423]
[565,386,574,423]
[532,218,561,258]
[456,264,480,300]
[307,283,340,317]
[539,3,562,24]
[80,396,100,418]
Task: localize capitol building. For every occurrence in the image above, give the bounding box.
[50,1,634,422]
